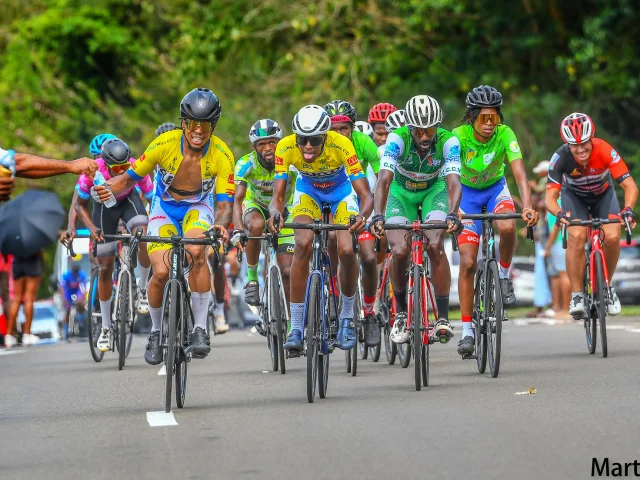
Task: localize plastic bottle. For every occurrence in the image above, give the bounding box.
[0,148,16,177]
[93,171,117,207]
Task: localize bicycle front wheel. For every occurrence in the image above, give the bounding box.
[269,266,287,375]
[474,265,487,374]
[306,275,321,403]
[175,289,189,409]
[485,261,503,378]
[594,252,608,358]
[411,264,423,391]
[583,259,596,354]
[117,273,129,371]
[164,282,179,413]
[88,273,104,363]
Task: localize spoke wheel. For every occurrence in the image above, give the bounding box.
[380,287,397,364]
[117,273,129,371]
[583,261,597,354]
[370,327,382,363]
[485,261,503,378]
[270,267,287,374]
[594,253,608,358]
[474,267,487,374]
[164,282,179,413]
[306,275,321,403]
[411,264,423,391]
[175,290,188,409]
[88,274,104,363]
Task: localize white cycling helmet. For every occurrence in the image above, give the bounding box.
[385,110,406,133]
[292,105,331,136]
[404,95,442,128]
[355,121,374,138]
[249,118,283,144]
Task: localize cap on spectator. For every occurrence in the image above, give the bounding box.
[532,160,550,174]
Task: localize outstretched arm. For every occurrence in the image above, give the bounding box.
[15,153,97,179]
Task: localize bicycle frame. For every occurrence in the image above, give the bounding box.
[405,221,438,345]
[586,227,611,295]
[111,241,134,348]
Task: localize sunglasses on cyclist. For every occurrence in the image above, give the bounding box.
[296,134,325,147]
[109,164,130,175]
[182,119,214,134]
[477,113,500,125]
[409,125,439,137]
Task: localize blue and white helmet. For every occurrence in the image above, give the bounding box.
[89,133,116,156]
[249,119,284,144]
[355,121,374,138]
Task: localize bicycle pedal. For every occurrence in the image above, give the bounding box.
[287,350,302,359]
[461,354,476,360]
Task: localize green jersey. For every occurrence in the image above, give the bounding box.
[351,130,380,174]
[234,151,296,209]
[452,124,522,189]
[380,126,461,192]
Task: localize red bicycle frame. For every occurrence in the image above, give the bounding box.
[405,220,438,345]
[587,226,611,294]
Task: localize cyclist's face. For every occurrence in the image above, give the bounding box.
[182,120,213,148]
[473,107,499,138]
[254,139,278,163]
[410,126,437,151]
[296,136,325,161]
[372,123,388,147]
[569,140,593,164]
[330,122,353,139]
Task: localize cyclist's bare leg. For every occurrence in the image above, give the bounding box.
[184,229,212,340]
[276,253,292,306]
[97,256,115,329]
[425,228,451,321]
[327,229,339,301]
[495,218,517,272]
[227,247,239,279]
[136,226,151,269]
[337,230,358,297]
[386,230,410,312]
[244,211,264,292]
[359,239,378,313]
[566,226,588,293]
[458,242,479,318]
[602,222,621,277]
[210,252,226,306]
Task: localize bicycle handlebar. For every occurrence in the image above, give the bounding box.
[372,222,459,252]
[560,217,631,249]
[461,212,534,242]
[281,214,360,254]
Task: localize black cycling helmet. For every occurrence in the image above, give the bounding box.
[155,122,180,138]
[100,138,131,166]
[323,100,357,124]
[179,88,222,123]
[465,85,503,109]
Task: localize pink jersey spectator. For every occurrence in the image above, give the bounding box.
[76,157,153,202]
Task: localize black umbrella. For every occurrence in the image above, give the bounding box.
[0,190,65,257]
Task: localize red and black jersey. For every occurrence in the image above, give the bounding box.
[546,138,630,197]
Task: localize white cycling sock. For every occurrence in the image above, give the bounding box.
[191,291,210,331]
[340,293,356,319]
[462,322,474,337]
[214,301,224,318]
[100,300,112,329]
[149,305,162,333]
[499,260,511,279]
[290,303,304,332]
[138,265,150,290]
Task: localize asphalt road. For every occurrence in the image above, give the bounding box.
[2,316,640,480]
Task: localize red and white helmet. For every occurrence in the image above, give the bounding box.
[560,113,595,145]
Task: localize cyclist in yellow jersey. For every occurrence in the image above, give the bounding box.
[94,88,232,363]
[268,105,373,352]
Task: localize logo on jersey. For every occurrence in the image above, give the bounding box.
[611,149,621,164]
[347,155,358,167]
[275,156,283,166]
[465,149,476,164]
[483,152,495,165]
[569,168,581,176]
[509,141,520,153]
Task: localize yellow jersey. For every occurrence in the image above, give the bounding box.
[128,130,235,205]
[274,131,365,192]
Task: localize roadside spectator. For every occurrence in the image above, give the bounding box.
[4,251,44,347]
[529,160,550,193]
[0,254,12,343]
[545,205,571,318]
[527,190,552,317]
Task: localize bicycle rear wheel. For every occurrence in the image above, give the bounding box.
[594,252,608,358]
[269,266,287,375]
[306,275,321,403]
[380,281,397,364]
[485,261,503,378]
[88,273,104,362]
[175,289,189,408]
[351,293,362,376]
[165,282,179,413]
[370,331,381,362]
[411,264,423,391]
[117,273,129,371]
[474,265,487,374]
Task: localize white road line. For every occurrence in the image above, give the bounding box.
[146,411,178,427]
[158,365,166,376]
[626,328,640,333]
[0,349,27,356]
